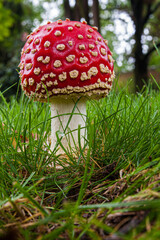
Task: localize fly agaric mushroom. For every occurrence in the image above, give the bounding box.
[19,19,115,154]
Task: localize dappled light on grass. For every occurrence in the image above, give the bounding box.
[0,85,160,239]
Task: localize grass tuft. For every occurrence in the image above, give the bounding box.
[0,84,160,239]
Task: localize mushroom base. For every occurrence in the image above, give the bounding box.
[50,97,87,154]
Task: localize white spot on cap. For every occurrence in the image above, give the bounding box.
[36,83,41,91]
[104,39,108,46]
[21,50,24,55]
[54,60,62,68]
[89,44,94,49]
[35,39,40,44]
[99,64,110,73]
[31,49,37,54]
[57,19,62,24]
[44,73,49,79]
[20,63,24,70]
[80,72,88,81]
[59,72,67,81]
[41,76,45,81]
[50,72,56,78]
[34,67,41,75]
[79,44,85,50]
[101,48,106,56]
[41,74,49,81]
[42,56,50,64]
[69,70,79,79]
[78,35,83,39]
[44,41,51,48]
[91,51,98,57]
[26,63,32,70]
[68,27,73,31]
[25,48,30,54]
[53,80,58,85]
[88,67,98,78]
[68,41,73,46]
[87,35,92,39]
[27,38,33,44]
[79,56,88,64]
[92,26,98,31]
[47,26,51,31]
[54,30,62,36]
[23,78,27,87]
[107,77,112,82]
[75,23,80,28]
[88,28,94,33]
[29,78,34,86]
[56,44,65,51]
[46,81,53,87]
[66,55,75,63]
[37,56,43,62]
[35,28,40,33]
[108,54,114,63]
[82,20,87,24]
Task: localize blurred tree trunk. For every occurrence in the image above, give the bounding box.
[92,0,100,31]
[63,0,73,20]
[83,0,90,23]
[63,0,100,26]
[131,0,160,91]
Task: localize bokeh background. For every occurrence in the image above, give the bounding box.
[0,0,160,101]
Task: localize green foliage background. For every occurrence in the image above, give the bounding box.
[0,0,43,101]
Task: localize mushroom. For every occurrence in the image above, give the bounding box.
[19,19,115,154]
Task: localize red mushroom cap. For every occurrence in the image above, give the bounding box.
[19,19,115,100]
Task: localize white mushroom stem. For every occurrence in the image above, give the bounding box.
[50,98,87,154]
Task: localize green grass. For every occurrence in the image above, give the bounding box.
[0,83,160,239]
